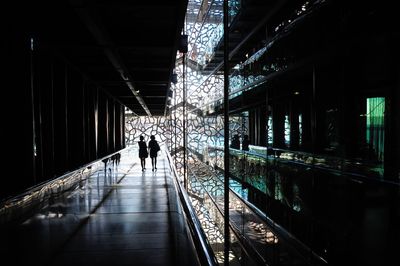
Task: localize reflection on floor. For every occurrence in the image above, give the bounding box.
[0,152,196,266]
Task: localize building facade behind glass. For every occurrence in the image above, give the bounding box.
[126,0,400,265]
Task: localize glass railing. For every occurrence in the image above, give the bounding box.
[0,148,131,225]
[188,152,327,265]
[186,0,332,116]
[248,145,386,180]
[272,0,325,35]
[224,0,330,101]
[210,144,386,181]
[188,158,260,265]
[203,144,400,264]
[192,0,224,66]
[198,0,241,67]
[229,71,268,99]
[164,149,218,266]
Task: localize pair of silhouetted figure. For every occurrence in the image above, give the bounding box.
[138,135,160,171]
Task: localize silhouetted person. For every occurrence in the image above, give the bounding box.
[230,134,240,149]
[138,135,148,171]
[148,135,160,171]
[242,134,250,151]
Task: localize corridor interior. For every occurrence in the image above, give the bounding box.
[0,148,197,266]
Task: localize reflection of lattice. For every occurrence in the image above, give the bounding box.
[188,155,224,196]
[188,156,253,265]
[188,154,283,265]
[191,198,224,244]
[174,150,185,177]
[247,221,279,244]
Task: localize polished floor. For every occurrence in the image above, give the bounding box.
[0,151,197,266]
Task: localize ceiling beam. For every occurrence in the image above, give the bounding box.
[70,0,152,116]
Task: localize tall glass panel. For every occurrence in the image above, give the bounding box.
[267,116,273,146]
[366,97,385,163]
[298,114,303,146]
[284,115,290,147]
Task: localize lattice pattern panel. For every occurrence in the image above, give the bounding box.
[125,116,171,146]
[186,0,224,65]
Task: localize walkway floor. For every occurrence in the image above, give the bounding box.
[1,151,197,266]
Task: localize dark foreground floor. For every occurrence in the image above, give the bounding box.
[0,151,198,266]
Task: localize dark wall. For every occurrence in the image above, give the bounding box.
[2,30,125,201]
[3,29,36,199]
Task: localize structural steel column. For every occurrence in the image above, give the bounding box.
[259,106,267,147]
[82,81,87,163]
[94,87,99,155]
[32,43,43,181]
[66,68,85,169]
[311,66,317,154]
[108,99,115,153]
[53,59,69,175]
[97,91,109,157]
[183,52,187,188]
[114,103,122,151]
[223,0,230,264]
[121,105,125,149]
[84,82,91,162]
[39,50,55,181]
[396,71,400,179]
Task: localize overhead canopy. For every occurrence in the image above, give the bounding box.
[18,0,188,116]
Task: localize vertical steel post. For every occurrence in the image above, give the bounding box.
[223,0,230,265]
[183,53,187,189]
[311,66,317,154]
[174,82,177,164]
[30,37,37,184]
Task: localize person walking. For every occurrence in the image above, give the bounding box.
[230,134,240,149]
[148,135,160,171]
[138,135,148,171]
[242,134,250,151]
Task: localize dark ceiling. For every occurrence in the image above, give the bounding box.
[26,0,188,116]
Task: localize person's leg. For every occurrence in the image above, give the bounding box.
[141,158,145,170]
[154,157,157,170]
[151,157,155,171]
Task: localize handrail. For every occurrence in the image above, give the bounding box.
[164,149,218,266]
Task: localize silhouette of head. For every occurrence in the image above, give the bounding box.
[150,135,155,140]
[140,135,144,141]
